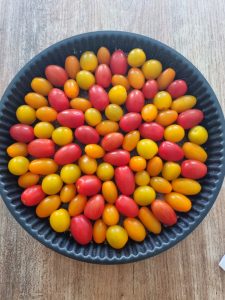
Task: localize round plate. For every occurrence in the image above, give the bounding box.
[0,31,225,264]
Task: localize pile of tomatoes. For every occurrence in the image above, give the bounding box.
[7,47,208,249]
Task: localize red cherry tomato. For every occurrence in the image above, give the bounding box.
[21,185,45,206]
[10,124,34,143]
[119,113,142,132]
[76,175,101,196]
[57,109,84,128]
[54,143,82,165]
[181,160,207,179]
[126,90,145,112]
[101,132,124,151]
[167,80,188,98]
[177,109,204,129]
[110,50,128,75]
[139,122,164,141]
[142,80,158,99]
[159,141,184,161]
[28,139,55,158]
[75,125,100,144]
[89,84,109,111]
[115,166,135,195]
[104,150,130,166]
[70,215,92,245]
[45,65,68,87]
[95,64,112,88]
[48,88,69,112]
[151,199,177,226]
[115,195,139,217]
[84,194,105,220]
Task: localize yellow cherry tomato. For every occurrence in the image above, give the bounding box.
[60,184,76,203]
[25,92,48,109]
[78,155,97,175]
[182,142,207,162]
[29,159,58,175]
[106,225,128,249]
[16,105,36,124]
[108,85,127,105]
[36,195,61,218]
[133,186,156,206]
[138,207,162,234]
[171,95,197,113]
[70,97,92,112]
[162,162,181,181]
[31,77,53,96]
[80,51,98,72]
[18,172,40,188]
[128,67,145,89]
[64,79,79,98]
[68,194,87,216]
[141,104,158,122]
[153,91,172,110]
[129,156,146,172]
[8,156,29,175]
[147,156,163,176]
[137,139,158,159]
[141,59,162,79]
[165,192,192,212]
[150,177,172,193]
[156,110,178,127]
[105,104,124,121]
[164,124,185,142]
[122,130,140,151]
[36,106,57,122]
[34,122,54,138]
[128,48,146,67]
[7,142,28,157]
[50,209,70,232]
[102,181,118,203]
[102,204,119,226]
[172,178,201,195]
[97,163,114,181]
[52,127,73,146]
[60,164,81,184]
[96,120,119,136]
[84,144,105,158]
[188,126,208,145]
[76,70,95,90]
[93,219,107,244]
[123,218,146,242]
[111,75,130,91]
[42,174,63,195]
[135,171,150,186]
[85,108,102,126]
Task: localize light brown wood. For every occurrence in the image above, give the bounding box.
[0,0,225,299]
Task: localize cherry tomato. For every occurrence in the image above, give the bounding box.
[141,104,158,122]
[57,109,84,128]
[162,162,181,181]
[54,144,82,165]
[171,95,197,113]
[31,77,53,96]
[122,130,140,152]
[93,220,107,244]
[167,79,188,98]
[36,195,61,218]
[52,127,73,146]
[18,172,40,188]
[42,174,63,195]
[142,59,162,79]
[101,132,124,151]
[119,112,142,132]
[76,175,101,196]
[147,156,163,176]
[28,139,55,158]
[70,215,92,245]
[97,47,111,65]
[105,104,123,121]
[95,64,112,88]
[157,68,176,90]
[80,51,98,72]
[65,55,80,79]
[60,164,81,184]
[106,225,128,249]
[133,186,156,206]
[156,110,178,127]
[158,141,184,161]
[70,97,92,112]
[110,50,128,75]
[172,178,201,195]
[29,159,58,175]
[102,204,119,226]
[89,84,109,111]
[8,156,29,175]
[135,171,150,186]
[128,67,145,89]
[138,207,162,234]
[108,85,127,105]
[68,195,87,216]
[84,194,105,220]
[115,166,135,196]
[164,124,185,142]
[128,48,146,67]
[104,150,130,166]
[182,142,207,162]
[21,185,45,206]
[153,91,172,110]
[16,105,36,124]
[7,142,28,157]
[60,184,76,203]
[123,218,146,242]
[84,144,105,159]
[151,199,177,226]
[10,124,34,143]
[129,156,146,172]
[96,120,119,136]
[78,155,97,175]
[36,106,57,122]
[34,122,54,138]
[142,79,158,99]
[64,79,79,98]
[102,181,118,204]
[136,139,158,159]
[150,177,172,193]
[75,125,100,144]
[50,209,70,232]
[48,88,69,112]
[181,160,207,179]
[139,122,164,141]
[96,162,114,181]
[165,192,192,212]
[45,65,68,87]
[177,109,204,129]
[115,195,139,217]
[25,92,48,109]
[188,126,208,145]
[111,75,130,90]
[125,90,144,112]
[76,70,95,90]
[85,108,102,126]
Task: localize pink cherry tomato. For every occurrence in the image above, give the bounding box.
[54,143,82,165]
[151,200,177,226]
[181,160,207,179]
[84,194,105,220]
[57,109,84,128]
[101,132,124,151]
[126,90,145,112]
[177,109,204,129]
[10,124,34,143]
[28,139,55,158]
[159,141,184,161]
[104,150,130,166]
[48,88,70,112]
[70,215,92,245]
[76,175,101,196]
[95,64,112,88]
[21,185,45,206]
[139,122,164,141]
[142,79,158,99]
[89,84,109,111]
[45,65,68,87]
[110,50,128,75]
[167,79,188,98]
[115,166,135,195]
[115,195,139,217]
[119,113,142,132]
[75,125,100,144]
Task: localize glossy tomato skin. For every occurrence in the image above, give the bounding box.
[89,84,109,111]
[115,166,135,195]
[142,79,158,99]
[104,150,130,166]
[151,199,177,226]
[76,175,101,196]
[48,88,70,112]
[139,122,164,141]
[28,139,55,158]
[57,109,84,128]
[181,160,207,179]
[177,109,204,129]
[101,133,124,151]
[167,79,188,98]
[45,65,68,87]
[10,124,34,143]
[21,185,46,206]
[70,215,92,245]
[84,194,105,220]
[54,144,82,165]
[159,141,184,161]
[126,90,145,112]
[75,125,100,144]
[115,195,139,217]
[95,64,112,88]
[119,113,142,132]
[110,50,128,75]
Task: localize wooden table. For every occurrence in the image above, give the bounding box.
[0,0,225,299]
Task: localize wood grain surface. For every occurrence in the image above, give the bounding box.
[0,0,225,299]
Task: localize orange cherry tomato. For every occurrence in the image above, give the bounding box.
[68,194,87,216]
[36,195,61,218]
[93,219,107,244]
[147,156,163,176]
